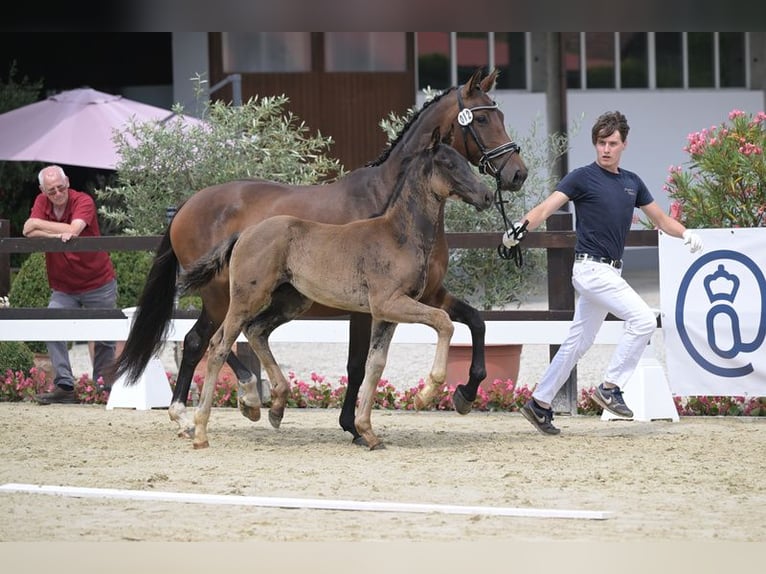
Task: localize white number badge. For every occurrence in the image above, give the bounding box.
[457,108,473,126]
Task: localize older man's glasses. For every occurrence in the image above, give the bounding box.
[43,184,67,197]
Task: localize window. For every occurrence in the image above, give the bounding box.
[655,33,683,88]
[585,33,615,88]
[688,32,715,87]
[620,32,648,88]
[719,32,746,87]
[456,33,489,85]
[493,33,526,90]
[324,33,406,72]
[417,32,450,90]
[563,32,582,89]
[222,32,311,73]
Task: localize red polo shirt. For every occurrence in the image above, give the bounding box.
[30,189,116,294]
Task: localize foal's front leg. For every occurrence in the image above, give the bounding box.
[355,320,396,450]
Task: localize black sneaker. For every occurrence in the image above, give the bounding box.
[593,383,633,418]
[520,399,561,435]
[34,386,77,405]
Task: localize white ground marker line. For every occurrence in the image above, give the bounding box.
[0,483,610,520]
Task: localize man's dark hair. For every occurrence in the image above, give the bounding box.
[591,111,629,145]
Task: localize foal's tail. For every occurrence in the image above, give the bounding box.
[178,232,240,293]
[112,229,179,385]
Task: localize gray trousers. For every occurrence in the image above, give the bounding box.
[47,279,118,389]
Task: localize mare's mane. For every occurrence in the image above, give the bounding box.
[365,87,457,168]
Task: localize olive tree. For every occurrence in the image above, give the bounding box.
[97,77,344,235]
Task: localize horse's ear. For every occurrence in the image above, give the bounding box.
[441,125,454,147]
[480,68,499,92]
[461,68,483,97]
[430,126,441,150]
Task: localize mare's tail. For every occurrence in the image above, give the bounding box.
[112,229,179,385]
[178,232,240,293]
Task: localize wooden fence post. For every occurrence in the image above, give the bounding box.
[546,210,578,415]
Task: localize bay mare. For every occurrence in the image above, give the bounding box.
[179,128,493,449]
[113,68,527,443]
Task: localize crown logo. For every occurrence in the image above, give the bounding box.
[704,264,739,303]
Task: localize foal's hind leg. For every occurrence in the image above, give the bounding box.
[193,321,244,449]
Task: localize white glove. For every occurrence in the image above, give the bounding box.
[682,229,703,253]
[502,220,527,248]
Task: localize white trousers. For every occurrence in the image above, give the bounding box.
[532,260,657,405]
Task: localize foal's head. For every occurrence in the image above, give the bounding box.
[426,127,493,211]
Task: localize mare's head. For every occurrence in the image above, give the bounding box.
[373,68,528,192]
[452,68,528,191]
[426,127,493,211]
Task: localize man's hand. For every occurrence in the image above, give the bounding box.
[682,229,703,253]
[502,220,528,248]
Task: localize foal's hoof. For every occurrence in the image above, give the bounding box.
[192,440,209,450]
[239,400,262,422]
[177,427,195,439]
[369,441,386,451]
[452,385,474,415]
[268,409,283,429]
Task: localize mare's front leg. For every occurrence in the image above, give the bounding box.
[340,312,371,445]
[441,293,487,415]
[169,309,217,439]
[354,320,395,450]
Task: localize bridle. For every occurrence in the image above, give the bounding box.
[456,88,526,266]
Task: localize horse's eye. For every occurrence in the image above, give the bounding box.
[475,114,488,125]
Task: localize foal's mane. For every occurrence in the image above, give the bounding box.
[365,86,457,168]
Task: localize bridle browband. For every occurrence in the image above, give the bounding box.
[456,87,525,266]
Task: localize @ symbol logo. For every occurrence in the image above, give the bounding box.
[676,249,766,377]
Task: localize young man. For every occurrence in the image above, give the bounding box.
[503,111,703,435]
[23,165,118,404]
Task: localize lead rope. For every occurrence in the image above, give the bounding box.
[495,179,527,267]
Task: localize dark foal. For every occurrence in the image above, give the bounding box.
[179,128,492,449]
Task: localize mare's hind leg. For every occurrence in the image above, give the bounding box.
[430,291,487,415]
[354,320,396,450]
[169,309,217,439]
[340,312,371,445]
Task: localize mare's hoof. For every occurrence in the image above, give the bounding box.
[369,442,386,451]
[193,440,209,449]
[268,409,283,429]
[351,435,368,447]
[239,402,262,422]
[452,385,474,415]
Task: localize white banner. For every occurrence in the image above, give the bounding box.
[659,228,766,397]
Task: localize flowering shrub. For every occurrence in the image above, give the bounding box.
[663,109,766,228]
[1,367,763,416]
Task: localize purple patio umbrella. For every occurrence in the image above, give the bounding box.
[0,87,202,170]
